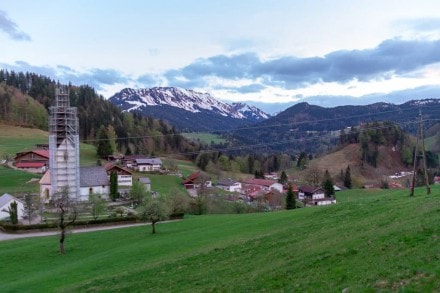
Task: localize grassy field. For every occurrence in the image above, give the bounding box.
[0,125,48,159]
[0,186,439,292]
[0,165,41,194]
[182,132,227,144]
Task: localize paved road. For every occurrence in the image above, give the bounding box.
[0,222,152,242]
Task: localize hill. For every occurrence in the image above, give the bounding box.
[0,187,438,291]
[231,99,440,154]
[300,143,411,187]
[108,87,269,131]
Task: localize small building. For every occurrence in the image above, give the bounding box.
[138,177,151,192]
[122,155,149,169]
[217,178,242,193]
[182,171,212,189]
[14,149,49,173]
[434,176,440,185]
[242,178,283,193]
[134,158,163,172]
[298,186,336,206]
[0,193,25,221]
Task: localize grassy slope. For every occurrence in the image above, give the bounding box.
[0,186,439,292]
[0,125,99,194]
[182,132,227,144]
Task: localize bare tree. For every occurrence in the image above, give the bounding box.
[304,164,322,187]
[55,191,78,254]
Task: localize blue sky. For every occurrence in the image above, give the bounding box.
[1,0,440,113]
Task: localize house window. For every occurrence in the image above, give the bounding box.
[44,188,50,199]
[89,187,93,194]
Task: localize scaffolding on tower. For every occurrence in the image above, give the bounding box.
[49,86,80,200]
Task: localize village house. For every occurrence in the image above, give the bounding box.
[0,193,25,221]
[298,186,336,206]
[133,158,163,172]
[217,178,242,193]
[39,166,110,202]
[13,149,49,173]
[121,155,149,169]
[182,171,212,189]
[242,178,284,193]
[104,163,133,187]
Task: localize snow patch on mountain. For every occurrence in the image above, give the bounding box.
[109,87,270,121]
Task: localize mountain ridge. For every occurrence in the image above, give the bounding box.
[108,87,270,131]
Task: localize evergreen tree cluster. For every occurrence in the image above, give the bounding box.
[0,69,201,158]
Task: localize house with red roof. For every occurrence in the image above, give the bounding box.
[14,149,49,173]
[242,178,283,193]
[182,171,212,189]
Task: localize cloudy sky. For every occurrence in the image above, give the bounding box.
[1,1,440,112]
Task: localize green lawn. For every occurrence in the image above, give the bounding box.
[0,125,48,159]
[1,186,439,292]
[0,165,41,194]
[182,132,227,144]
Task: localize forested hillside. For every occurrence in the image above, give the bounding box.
[0,70,201,157]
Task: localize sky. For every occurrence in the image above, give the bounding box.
[1,0,440,113]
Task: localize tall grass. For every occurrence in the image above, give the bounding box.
[0,186,438,292]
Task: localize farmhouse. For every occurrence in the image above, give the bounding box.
[39,166,110,202]
[0,193,25,221]
[242,178,283,193]
[133,158,162,172]
[182,171,212,189]
[105,163,133,187]
[298,186,336,206]
[13,149,49,173]
[217,178,242,192]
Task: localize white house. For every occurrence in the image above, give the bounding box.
[242,179,284,193]
[39,166,110,202]
[298,186,336,206]
[0,193,25,221]
[217,178,242,192]
[134,158,162,172]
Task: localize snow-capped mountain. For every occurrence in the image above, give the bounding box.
[109,87,270,131]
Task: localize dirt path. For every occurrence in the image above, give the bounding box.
[0,222,154,242]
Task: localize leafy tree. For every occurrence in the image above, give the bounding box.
[167,188,189,217]
[89,194,106,220]
[109,171,118,201]
[279,170,288,185]
[22,193,37,225]
[285,184,296,210]
[130,180,149,206]
[322,170,335,197]
[138,195,169,234]
[344,165,352,189]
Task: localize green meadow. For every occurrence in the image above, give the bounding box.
[1,186,439,292]
[182,132,227,144]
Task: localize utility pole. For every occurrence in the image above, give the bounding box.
[410,111,431,196]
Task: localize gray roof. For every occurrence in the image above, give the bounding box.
[135,158,162,165]
[0,193,23,208]
[138,177,151,184]
[80,166,110,187]
[217,178,239,186]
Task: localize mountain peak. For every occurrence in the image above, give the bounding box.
[108,87,270,131]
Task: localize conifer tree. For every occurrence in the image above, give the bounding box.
[286,184,296,210]
[322,170,335,197]
[110,171,118,201]
[344,165,352,189]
